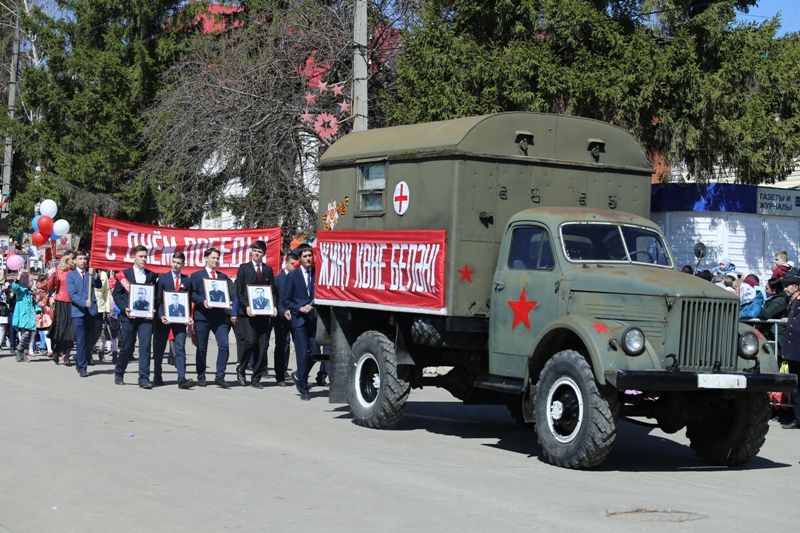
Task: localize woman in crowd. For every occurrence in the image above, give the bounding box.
[10,272,41,362]
[44,251,75,364]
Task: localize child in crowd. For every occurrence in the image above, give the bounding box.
[34,281,53,358]
[10,271,42,362]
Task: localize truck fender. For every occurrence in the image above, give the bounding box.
[529,315,660,387]
[738,322,778,373]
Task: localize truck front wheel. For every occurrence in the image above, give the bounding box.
[349,331,411,428]
[533,350,616,469]
[686,392,770,466]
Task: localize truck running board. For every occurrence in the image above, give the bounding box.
[472,376,525,394]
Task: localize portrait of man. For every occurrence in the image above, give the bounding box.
[203,277,230,309]
[209,281,226,303]
[253,288,268,310]
[133,288,151,311]
[169,293,186,317]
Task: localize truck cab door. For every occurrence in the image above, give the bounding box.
[489,223,559,378]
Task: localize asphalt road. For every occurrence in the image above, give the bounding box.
[0,346,797,533]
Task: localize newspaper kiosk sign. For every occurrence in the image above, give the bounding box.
[315,229,446,314]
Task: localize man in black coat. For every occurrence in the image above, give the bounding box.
[779,275,800,429]
[113,245,159,388]
[273,251,298,386]
[234,240,277,388]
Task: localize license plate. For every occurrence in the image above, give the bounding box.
[697,374,747,389]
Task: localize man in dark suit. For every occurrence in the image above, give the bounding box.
[234,240,277,388]
[189,247,233,388]
[168,294,186,317]
[152,252,196,389]
[285,244,319,400]
[113,245,159,388]
[67,250,102,378]
[132,288,150,312]
[209,282,226,303]
[274,251,298,386]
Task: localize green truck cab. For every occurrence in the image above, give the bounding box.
[314,112,796,469]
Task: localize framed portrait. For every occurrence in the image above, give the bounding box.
[163,291,189,324]
[203,278,230,308]
[129,283,155,319]
[247,285,273,315]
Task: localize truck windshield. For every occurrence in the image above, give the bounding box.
[560,223,672,267]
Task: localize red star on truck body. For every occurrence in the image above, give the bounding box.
[591,321,609,334]
[507,287,538,330]
[458,264,474,283]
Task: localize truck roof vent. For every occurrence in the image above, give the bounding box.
[588,138,606,162]
[515,131,534,155]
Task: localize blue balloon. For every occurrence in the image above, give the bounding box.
[32,215,41,231]
[49,233,60,241]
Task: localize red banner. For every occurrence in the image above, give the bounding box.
[90,215,282,277]
[315,230,446,313]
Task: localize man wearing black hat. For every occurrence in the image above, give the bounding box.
[779,275,800,429]
[234,240,277,388]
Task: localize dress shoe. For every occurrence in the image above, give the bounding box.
[300,392,311,401]
[291,372,303,394]
[251,381,264,389]
[79,370,88,378]
[153,376,164,387]
[237,370,247,386]
[215,379,230,389]
[178,378,197,389]
[115,375,124,385]
[315,375,328,387]
[197,376,207,387]
[781,420,799,429]
[276,381,288,387]
[139,381,153,389]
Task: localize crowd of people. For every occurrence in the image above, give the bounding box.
[684,250,800,430]
[1,240,327,401]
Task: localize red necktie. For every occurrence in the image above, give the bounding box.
[256,264,261,278]
[174,275,180,291]
[211,270,217,280]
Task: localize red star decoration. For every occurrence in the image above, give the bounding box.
[507,287,538,330]
[331,83,344,97]
[304,92,317,106]
[338,101,352,114]
[300,109,313,124]
[457,264,474,283]
[315,79,328,92]
[591,321,609,334]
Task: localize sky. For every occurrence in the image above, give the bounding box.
[738,0,800,36]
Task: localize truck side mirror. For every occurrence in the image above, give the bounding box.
[693,242,706,260]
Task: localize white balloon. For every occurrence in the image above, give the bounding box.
[53,219,70,236]
[40,199,58,218]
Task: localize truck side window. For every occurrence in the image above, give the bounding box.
[358,163,386,213]
[508,226,554,270]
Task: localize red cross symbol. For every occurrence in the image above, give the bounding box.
[393,181,410,215]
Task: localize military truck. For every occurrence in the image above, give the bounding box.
[312,112,796,469]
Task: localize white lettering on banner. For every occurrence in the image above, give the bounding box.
[354,243,386,290]
[105,229,118,260]
[319,242,353,290]
[389,243,440,293]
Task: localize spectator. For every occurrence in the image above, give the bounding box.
[681,265,694,274]
[771,251,798,280]
[711,257,736,280]
[777,275,800,429]
[695,270,713,282]
[739,274,764,319]
[10,273,42,362]
[758,278,790,342]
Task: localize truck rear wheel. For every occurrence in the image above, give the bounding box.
[686,392,770,466]
[349,331,411,428]
[533,350,616,469]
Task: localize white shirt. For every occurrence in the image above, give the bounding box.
[205,267,217,279]
[252,261,263,275]
[134,267,146,284]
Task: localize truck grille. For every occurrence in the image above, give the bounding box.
[678,299,738,371]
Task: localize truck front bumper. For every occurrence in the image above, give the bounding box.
[611,370,797,393]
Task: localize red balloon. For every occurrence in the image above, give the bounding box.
[37,215,54,235]
[31,231,48,246]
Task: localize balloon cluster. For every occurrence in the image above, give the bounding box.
[31,199,70,247]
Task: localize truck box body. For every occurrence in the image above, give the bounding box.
[317,112,653,318]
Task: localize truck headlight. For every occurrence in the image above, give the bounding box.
[738,332,758,359]
[621,327,645,356]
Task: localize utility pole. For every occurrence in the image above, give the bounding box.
[1,3,20,223]
[352,0,368,131]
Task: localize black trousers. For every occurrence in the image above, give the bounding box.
[273,317,291,382]
[235,315,272,382]
[787,360,800,424]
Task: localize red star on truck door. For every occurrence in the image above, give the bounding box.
[591,321,609,334]
[507,287,538,330]
[458,264,474,283]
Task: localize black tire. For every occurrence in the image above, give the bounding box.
[686,392,770,466]
[349,331,411,428]
[533,350,616,469]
